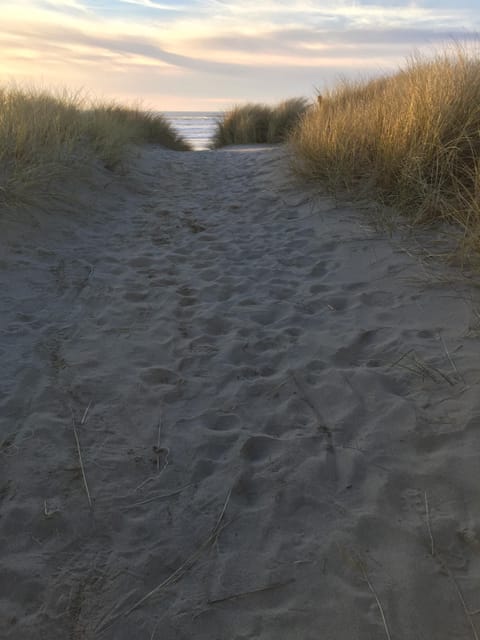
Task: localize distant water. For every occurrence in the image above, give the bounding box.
[164,112,220,150]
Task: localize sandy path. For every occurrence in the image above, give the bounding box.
[2,145,480,639]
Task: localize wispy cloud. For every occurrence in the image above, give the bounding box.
[39,0,89,10]
[118,0,185,10]
[194,26,477,58]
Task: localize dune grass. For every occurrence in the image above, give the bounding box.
[290,46,480,261]
[0,86,190,205]
[212,98,309,148]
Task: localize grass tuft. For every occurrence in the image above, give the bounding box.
[290,45,480,262]
[212,98,309,148]
[0,86,190,205]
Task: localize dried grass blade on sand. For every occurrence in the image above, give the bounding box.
[71,408,92,508]
[81,401,92,425]
[121,484,192,510]
[424,491,435,556]
[96,488,233,633]
[207,578,296,605]
[122,493,231,617]
[358,560,392,640]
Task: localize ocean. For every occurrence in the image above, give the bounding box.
[164,111,220,150]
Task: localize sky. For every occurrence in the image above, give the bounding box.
[1,0,479,111]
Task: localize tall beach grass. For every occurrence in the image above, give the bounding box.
[291,46,480,260]
[212,98,309,148]
[0,86,190,205]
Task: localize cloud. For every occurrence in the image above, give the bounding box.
[118,0,185,10]
[199,0,479,35]
[36,0,89,13]
[195,26,478,57]
[1,20,256,75]
[1,0,479,110]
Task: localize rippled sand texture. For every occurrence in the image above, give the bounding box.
[2,145,480,639]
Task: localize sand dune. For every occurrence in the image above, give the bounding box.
[2,145,480,639]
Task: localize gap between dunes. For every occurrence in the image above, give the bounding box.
[2,145,480,639]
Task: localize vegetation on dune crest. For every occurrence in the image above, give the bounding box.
[290,46,480,261]
[85,102,191,166]
[0,86,190,205]
[212,98,309,148]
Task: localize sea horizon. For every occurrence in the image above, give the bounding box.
[163,111,221,150]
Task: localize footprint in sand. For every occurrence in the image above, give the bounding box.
[240,434,284,464]
[140,367,181,386]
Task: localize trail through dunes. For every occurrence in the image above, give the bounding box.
[2,145,480,639]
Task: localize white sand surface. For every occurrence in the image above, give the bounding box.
[2,144,480,639]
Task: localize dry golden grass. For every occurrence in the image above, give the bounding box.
[212,98,309,148]
[290,46,480,262]
[0,86,190,205]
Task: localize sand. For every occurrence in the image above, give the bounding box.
[2,144,480,639]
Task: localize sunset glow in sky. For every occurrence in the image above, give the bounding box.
[1,1,478,110]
